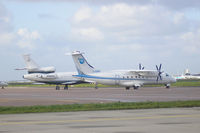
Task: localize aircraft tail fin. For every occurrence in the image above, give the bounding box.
[71,51,97,75]
[16,54,56,74]
[23,54,39,70]
[184,69,190,75]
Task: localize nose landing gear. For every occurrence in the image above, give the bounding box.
[165,84,170,89]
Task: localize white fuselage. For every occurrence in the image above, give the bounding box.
[75,70,176,87]
[23,72,82,85]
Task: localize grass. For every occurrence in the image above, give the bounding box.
[172,80,200,87]
[0,100,200,114]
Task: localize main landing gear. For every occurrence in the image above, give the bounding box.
[64,85,68,90]
[56,85,60,90]
[94,83,98,89]
[133,86,139,90]
[55,85,69,90]
[165,84,171,89]
[125,87,130,90]
[125,86,139,90]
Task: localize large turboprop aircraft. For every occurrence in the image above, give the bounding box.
[71,51,176,90]
[0,81,8,89]
[20,54,86,90]
[16,54,56,74]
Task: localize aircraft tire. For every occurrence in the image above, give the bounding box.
[133,86,139,90]
[165,84,170,89]
[56,86,60,90]
[64,85,68,90]
[125,87,130,90]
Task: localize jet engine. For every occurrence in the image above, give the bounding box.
[28,66,56,74]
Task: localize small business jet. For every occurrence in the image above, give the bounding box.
[23,72,84,90]
[71,51,176,90]
[0,81,8,89]
[17,54,85,90]
[16,54,56,74]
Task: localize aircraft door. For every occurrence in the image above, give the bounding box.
[115,74,120,85]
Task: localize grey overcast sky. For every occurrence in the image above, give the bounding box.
[0,0,200,81]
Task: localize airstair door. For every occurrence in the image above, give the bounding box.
[115,74,120,85]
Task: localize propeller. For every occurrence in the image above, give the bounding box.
[156,64,163,81]
[139,63,144,70]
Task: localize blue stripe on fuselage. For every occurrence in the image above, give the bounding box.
[73,74,156,81]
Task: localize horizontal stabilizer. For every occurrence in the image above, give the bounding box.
[15,68,27,70]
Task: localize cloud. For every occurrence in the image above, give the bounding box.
[38,13,59,19]
[0,33,15,45]
[157,0,200,10]
[180,28,200,55]
[9,0,149,4]
[66,2,200,72]
[69,4,189,43]
[10,0,200,10]
[73,6,92,23]
[0,3,13,33]
[0,2,41,50]
[70,27,104,42]
[16,28,41,49]
[0,2,15,46]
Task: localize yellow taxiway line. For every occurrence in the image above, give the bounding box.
[1,114,200,126]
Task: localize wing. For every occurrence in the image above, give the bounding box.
[61,80,88,85]
[125,70,158,77]
[61,81,80,85]
[72,75,96,83]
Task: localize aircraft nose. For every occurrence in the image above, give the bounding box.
[23,75,27,79]
[172,77,176,83]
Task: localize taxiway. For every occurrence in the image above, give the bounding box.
[0,108,200,133]
[0,86,200,106]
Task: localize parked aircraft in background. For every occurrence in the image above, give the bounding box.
[17,54,85,90]
[16,54,56,74]
[0,81,8,89]
[23,72,84,90]
[175,69,200,80]
[71,51,176,90]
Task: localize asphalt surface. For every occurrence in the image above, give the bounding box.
[0,86,200,106]
[0,108,200,133]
